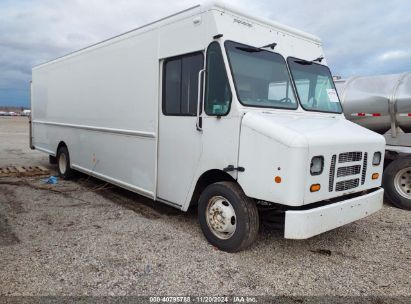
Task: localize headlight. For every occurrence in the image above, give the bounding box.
[373,152,382,165]
[310,156,324,175]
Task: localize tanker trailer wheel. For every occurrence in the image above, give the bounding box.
[198,181,259,252]
[383,156,411,210]
[57,146,74,180]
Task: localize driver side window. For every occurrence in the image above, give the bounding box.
[205,42,232,116]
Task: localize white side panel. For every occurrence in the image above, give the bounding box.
[33,124,156,196]
[32,31,158,131]
[32,30,160,196]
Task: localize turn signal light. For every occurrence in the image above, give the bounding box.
[274,176,282,183]
[372,173,379,180]
[310,184,321,192]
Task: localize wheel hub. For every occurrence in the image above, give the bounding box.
[59,153,67,174]
[394,167,411,199]
[206,196,236,240]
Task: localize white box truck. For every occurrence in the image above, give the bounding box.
[30,2,385,252]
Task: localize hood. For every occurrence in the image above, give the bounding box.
[241,111,386,149]
[238,111,385,206]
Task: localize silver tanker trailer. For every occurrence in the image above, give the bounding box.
[335,72,411,210]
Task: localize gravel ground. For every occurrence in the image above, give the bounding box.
[0,117,410,297]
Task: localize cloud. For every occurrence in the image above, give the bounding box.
[377,50,411,62]
[0,0,200,105]
[0,0,410,106]
[257,0,411,78]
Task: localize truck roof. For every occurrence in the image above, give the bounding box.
[34,1,321,69]
[205,1,320,42]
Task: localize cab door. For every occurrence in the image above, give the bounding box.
[195,41,241,188]
[156,52,204,207]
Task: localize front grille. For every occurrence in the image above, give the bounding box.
[337,165,361,177]
[339,152,362,163]
[329,151,367,193]
[336,178,359,191]
[329,155,337,192]
[361,153,368,185]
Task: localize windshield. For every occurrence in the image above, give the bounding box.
[225,41,298,110]
[287,57,342,113]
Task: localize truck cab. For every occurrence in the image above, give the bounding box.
[180,5,385,251]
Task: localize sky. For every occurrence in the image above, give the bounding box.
[1,0,411,107]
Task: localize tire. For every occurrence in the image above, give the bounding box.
[49,155,57,164]
[383,156,411,210]
[198,181,259,252]
[56,146,74,180]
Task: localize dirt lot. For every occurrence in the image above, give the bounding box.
[0,117,410,297]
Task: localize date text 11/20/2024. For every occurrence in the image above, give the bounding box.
[149,296,258,303]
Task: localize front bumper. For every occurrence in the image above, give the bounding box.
[284,188,384,239]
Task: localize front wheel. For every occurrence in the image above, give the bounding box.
[383,156,411,210]
[198,181,259,252]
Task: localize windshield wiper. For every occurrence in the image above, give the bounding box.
[313,56,324,63]
[236,42,277,53]
[294,59,312,65]
[261,42,277,50]
[236,46,261,53]
[294,56,324,65]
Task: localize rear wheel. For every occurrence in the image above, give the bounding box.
[198,181,259,252]
[57,146,74,179]
[383,156,411,210]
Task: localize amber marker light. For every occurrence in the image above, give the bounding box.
[274,176,282,183]
[310,184,321,192]
[372,173,379,180]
